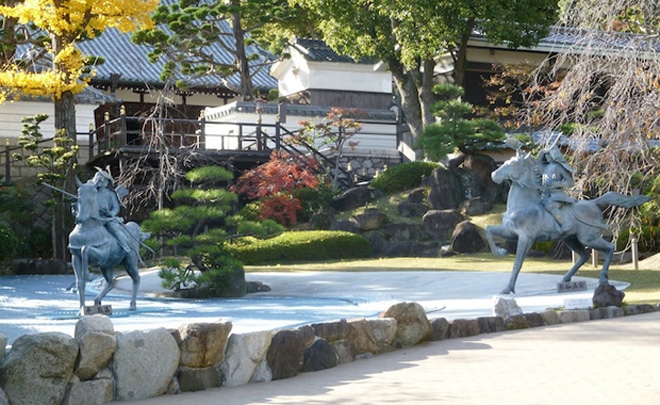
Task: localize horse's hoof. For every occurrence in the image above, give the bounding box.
[129,304,137,311]
[493,248,509,257]
[500,288,513,295]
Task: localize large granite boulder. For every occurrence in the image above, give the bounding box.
[350,208,387,231]
[397,201,429,218]
[63,378,114,405]
[113,328,180,401]
[74,315,116,381]
[427,167,464,210]
[379,302,432,346]
[266,326,315,380]
[346,318,397,355]
[330,186,376,211]
[451,221,486,253]
[0,332,78,405]
[459,196,492,216]
[301,339,338,372]
[311,319,349,342]
[422,210,464,237]
[460,154,500,203]
[219,330,273,387]
[175,321,233,368]
[177,366,221,392]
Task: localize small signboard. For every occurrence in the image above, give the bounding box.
[82,304,113,316]
[557,280,588,293]
[564,298,592,310]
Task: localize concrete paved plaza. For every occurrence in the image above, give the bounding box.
[0,269,627,346]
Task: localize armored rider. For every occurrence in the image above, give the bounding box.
[537,145,576,233]
[92,168,132,253]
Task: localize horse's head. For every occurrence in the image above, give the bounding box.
[492,152,541,189]
[75,181,100,224]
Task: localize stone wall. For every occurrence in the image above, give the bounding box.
[0,302,657,404]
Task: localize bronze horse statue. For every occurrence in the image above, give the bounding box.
[486,151,650,294]
[68,179,149,313]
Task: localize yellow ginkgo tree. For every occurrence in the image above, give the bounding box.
[0,0,157,260]
[0,0,156,137]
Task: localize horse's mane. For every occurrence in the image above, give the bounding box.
[516,154,543,189]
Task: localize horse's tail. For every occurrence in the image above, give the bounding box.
[592,191,652,209]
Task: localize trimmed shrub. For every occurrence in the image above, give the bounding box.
[226,230,372,265]
[371,161,440,193]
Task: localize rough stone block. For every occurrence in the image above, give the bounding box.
[590,306,624,320]
[330,339,355,365]
[523,312,546,328]
[63,378,114,405]
[218,330,272,387]
[178,366,221,392]
[311,319,349,342]
[476,316,505,334]
[539,310,561,325]
[113,328,180,401]
[504,315,529,330]
[430,317,450,341]
[379,302,432,346]
[448,319,480,338]
[266,326,315,380]
[301,339,338,372]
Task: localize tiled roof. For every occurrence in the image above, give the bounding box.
[77,18,277,96]
[289,37,374,64]
[470,26,660,58]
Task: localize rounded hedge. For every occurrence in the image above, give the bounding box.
[226,230,372,265]
[371,161,440,193]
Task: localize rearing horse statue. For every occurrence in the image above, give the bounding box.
[486,151,650,294]
[68,178,150,314]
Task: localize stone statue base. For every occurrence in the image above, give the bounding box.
[557,280,587,293]
[83,304,113,316]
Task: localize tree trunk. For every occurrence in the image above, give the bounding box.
[50,92,77,261]
[453,18,476,87]
[389,60,424,141]
[419,59,437,127]
[231,3,253,100]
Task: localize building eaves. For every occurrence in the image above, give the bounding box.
[290,37,375,64]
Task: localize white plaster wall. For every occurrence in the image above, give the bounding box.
[204,105,398,159]
[0,101,97,146]
[272,52,392,98]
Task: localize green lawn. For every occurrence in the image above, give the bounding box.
[246,254,660,306]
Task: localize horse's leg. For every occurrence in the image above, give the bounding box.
[560,236,591,282]
[501,236,535,294]
[583,237,615,285]
[72,250,86,314]
[122,252,141,311]
[94,267,115,307]
[485,224,515,256]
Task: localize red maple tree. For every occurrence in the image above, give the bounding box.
[232,151,321,225]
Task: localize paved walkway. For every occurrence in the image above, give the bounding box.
[121,311,660,405]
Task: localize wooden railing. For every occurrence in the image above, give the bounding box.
[4,112,361,189]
